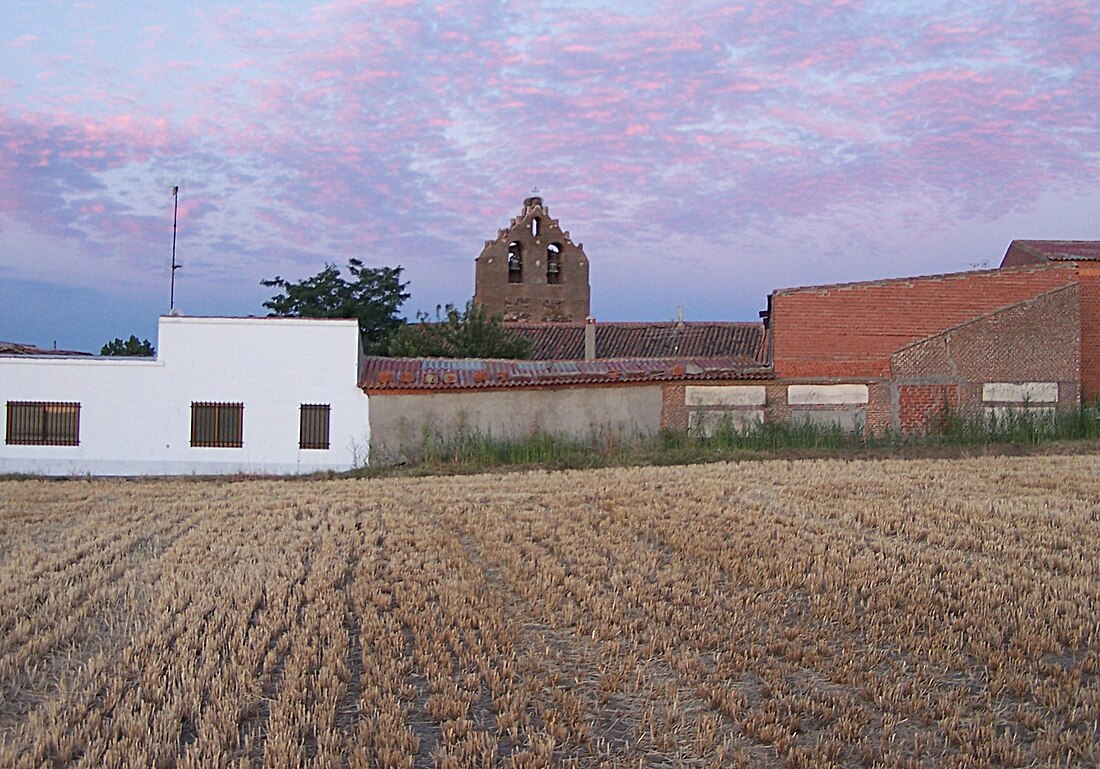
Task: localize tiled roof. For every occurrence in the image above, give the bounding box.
[0,341,91,357]
[360,356,772,391]
[1006,240,1100,262]
[506,322,770,363]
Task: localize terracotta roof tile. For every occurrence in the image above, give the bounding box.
[360,356,772,391]
[506,321,770,363]
[1008,240,1100,262]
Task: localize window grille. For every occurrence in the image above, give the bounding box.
[5,402,80,446]
[190,402,243,448]
[299,404,331,450]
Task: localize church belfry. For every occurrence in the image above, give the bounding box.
[474,196,591,324]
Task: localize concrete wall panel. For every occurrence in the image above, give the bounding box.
[369,385,663,461]
[982,382,1059,403]
[688,409,764,436]
[685,385,766,406]
[791,408,866,432]
[787,384,869,405]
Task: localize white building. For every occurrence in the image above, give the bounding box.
[0,316,369,476]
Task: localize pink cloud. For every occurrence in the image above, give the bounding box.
[1,0,1099,336]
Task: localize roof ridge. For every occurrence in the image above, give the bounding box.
[772,262,1073,295]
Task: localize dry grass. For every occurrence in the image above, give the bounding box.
[1,455,1098,768]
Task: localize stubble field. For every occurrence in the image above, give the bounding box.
[1,455,1098,768]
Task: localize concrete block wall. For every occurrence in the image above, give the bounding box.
[771,264,1078,379]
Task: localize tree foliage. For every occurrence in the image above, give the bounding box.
[261,259,410,354]
[100,335,155,357]
[388,301,532,359]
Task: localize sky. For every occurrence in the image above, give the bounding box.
[1,0,1098,352]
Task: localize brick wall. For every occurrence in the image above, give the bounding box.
[896,384,959,435]
[998,248,1100,401]
[1079,270,1100,401]
[890,284,1080,433]
[771,265,1077,378]
[661,383,687,430]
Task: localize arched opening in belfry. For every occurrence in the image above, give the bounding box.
[508,241,523,283]
[531,217,540,237]
[547,244,562,284]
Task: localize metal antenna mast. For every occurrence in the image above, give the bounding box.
[170,185,181,310]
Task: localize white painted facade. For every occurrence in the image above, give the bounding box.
[0,316,369,476]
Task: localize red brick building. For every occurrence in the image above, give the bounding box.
[765,262,1084,434]
[999,240,1100,400]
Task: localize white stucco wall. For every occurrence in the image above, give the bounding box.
[0,316,369,476]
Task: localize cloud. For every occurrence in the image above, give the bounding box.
[0,0,1099,329]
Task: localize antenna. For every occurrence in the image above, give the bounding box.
[169,185,181,310]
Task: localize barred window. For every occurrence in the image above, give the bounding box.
[5,402,80,446]
[190,402,243,448]
[300,404,331,450]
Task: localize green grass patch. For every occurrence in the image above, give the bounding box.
[352,403,1100,478]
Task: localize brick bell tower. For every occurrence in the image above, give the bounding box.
[473,196,590,324]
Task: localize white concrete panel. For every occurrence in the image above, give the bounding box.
[787,384,869,405]
[0,316,369,476]
[986,406,1056,422]
[982,382,1058,403]
[791,409,866,432]
[688,409,764,437]
[685,385,766,406]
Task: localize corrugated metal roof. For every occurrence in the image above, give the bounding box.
[1009,240,1100,262]
[507,321,770,363]
[360,356,773,391]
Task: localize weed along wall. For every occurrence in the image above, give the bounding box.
[367,384,664,462]
[0,316,369,476]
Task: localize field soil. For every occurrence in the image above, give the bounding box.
[1,455,1098,768]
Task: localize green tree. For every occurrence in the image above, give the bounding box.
[388,301,532,359]
[100,335,155,357]
[261,259,410,354]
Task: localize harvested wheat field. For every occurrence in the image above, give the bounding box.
[1,456,1099,769]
